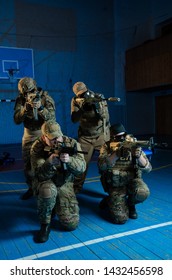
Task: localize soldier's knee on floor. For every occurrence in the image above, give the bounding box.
[60,216,79,231]
[113,215,128,224]
[110,207,129,224]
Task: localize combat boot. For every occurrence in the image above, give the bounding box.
[74,184,83,194]
[21,188,33,200]
[99,196,109,209]
[129,205,138,219]
[36,224,50,243]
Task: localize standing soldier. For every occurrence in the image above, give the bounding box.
[30,121,86,242]
[14,77,56,200]
[98,123,151,224]
[71,81,110,193]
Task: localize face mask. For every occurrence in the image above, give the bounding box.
[114,134,125,142]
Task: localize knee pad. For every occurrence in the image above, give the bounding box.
[130,179,150,203]
[135,185,150,202]
[39,181,57,199]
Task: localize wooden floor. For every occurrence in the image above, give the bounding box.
[0,144,172,260]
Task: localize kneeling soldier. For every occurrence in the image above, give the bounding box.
[98,123,151,224]
[30,121,86,242]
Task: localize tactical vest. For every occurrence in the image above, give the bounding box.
[104,142,139,187]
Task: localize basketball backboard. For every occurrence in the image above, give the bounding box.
[0,46,34,80]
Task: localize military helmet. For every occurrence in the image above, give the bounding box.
[41,121,63,140]
[110,123,126,136]
[18,77,37,94]
[73,81,87,96]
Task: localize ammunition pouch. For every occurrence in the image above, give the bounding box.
[105,169,135,188]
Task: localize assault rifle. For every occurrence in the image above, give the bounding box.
[110,135,168,155]
[26,91,41,120]
[75,91,120,104]
[44,143,88,156]
[44,143,88,170]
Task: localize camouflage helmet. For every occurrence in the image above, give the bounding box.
[18,77,37,94]
[73,81,87,96]
[41,121,63,140]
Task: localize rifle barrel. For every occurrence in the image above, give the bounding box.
[76,96,120,103]
[107,97,120,102]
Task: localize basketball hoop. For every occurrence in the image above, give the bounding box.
[7,68,20,83]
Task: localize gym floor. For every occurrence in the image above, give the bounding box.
[0,144,172,260]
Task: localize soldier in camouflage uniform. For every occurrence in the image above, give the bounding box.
[98,123,151,224]
[30,121,86,243]
[13,77,56,200]
[71,81,110,193]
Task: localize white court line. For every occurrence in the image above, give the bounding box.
[17,221,172,260]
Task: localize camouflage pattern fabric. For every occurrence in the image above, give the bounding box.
[13,90,56,188]
[127,178,150,205]
[37,180,79,229]
[30,136,86,229]
[108,187,129,224]
[22,140,35,187]
[37,181,57,224]
[98,139,152,224]
[56,182,79,230]
[73,133,107,193]
[71,93,110,139]
[71,93,110,193]
[14,90,56,129]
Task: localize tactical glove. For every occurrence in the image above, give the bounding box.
[24,102,32,112]
[75,98,85,109]
[132,146,142,158]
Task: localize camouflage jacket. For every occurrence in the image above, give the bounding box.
[98,140,152,178]
[30,136,86,185]
[13,89,56,131]
[71,93,110,138]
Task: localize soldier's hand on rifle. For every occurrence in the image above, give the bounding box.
[131,146,142,158]
[30,100,42,109]
[47,153,61,165]
[60,153,70,163]
[24,102,32,112]
[75,98,84,108]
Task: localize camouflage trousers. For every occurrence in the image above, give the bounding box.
[127,178,150,205]
[74,134,106,194]
[37,179,79,230]
[22,141,35,187]
[104,178,150,224]
[108,186,129,224]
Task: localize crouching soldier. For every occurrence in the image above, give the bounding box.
[30,121,86,242]
[98,123,151,224]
